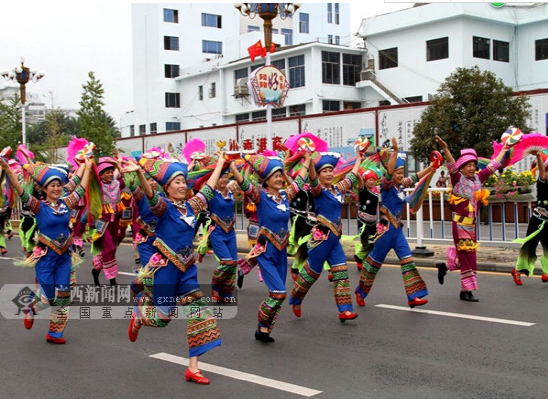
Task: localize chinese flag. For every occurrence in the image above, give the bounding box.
[248,40,266,62]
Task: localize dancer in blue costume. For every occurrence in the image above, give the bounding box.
[0,155,92,344]
[289,152,363,322]
[122,154,227,385]
[355,137,434,308]
[230,151,311,343]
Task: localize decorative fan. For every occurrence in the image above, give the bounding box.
[182,138,206,163]
[501,127,523,148]
[492,132,548,167]
[284,132,328,154]
[353,137,371,155]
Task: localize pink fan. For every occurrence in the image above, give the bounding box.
[285,132,328,154]
[493,132,548,166]
[182,138,206,163]
[16,144,35,165]
[297,137,316,152]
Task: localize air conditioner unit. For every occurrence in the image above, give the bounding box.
[203,57,212,62]
[234,78,249,96]
[360,70,374,81]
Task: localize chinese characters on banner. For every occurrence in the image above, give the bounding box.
[249,66,290,107]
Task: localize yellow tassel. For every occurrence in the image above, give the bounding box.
[246,202,256,212]
[474,188,490,206]
[449,193,467,206]
[457,239,480,252]
[116,202,126,213]
[121,192,132,200]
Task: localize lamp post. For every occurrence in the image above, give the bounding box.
[234,3,301,150]
[1,58,45,145]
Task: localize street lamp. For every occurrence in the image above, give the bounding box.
[1,57,45,145]
[234,3,301,150]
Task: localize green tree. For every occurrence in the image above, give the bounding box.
[410,66,532,163]
[77,71,117,156]
[0,95,22,149]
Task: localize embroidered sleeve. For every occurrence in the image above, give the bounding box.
[64,175,81,193]
[240,178,261,204]
[335,172,358,193]
[64,185,86,210]
[402,173,419,189]
[310,177,321,197]
[381,175,394,191]
[187,184,213,213]
[479,159,503,183]
[148,190,167,217]
[286,175,306,202]
[21,191,41,214]
[132,186,144,203]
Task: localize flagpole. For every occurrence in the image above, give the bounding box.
[266,51,272,150]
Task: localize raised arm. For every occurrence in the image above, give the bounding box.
[0,157,24,197]
[535,151,545,181]
[435,135,455,165]
[205,154,227,188]
[229,161,244,185]
[121,161,153,199]
[386,137,399,176]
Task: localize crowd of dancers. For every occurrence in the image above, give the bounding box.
[1,128,547,385]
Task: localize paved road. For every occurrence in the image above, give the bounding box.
[1,238,547,398]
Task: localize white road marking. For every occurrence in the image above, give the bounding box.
[118,271,138,277]
[149,352,323,397]
[375,304,535,326]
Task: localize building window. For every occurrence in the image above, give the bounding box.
[165,92,180,108]
[236,113,249,123]
[272,107,286,119]
[209,82,216,98]
[322,100,340,113]
[235,68,248,85]
[342,54,361,86]
[252,110,267,121]
[404,96,423,103]
[300,13,309,34]
[150,123,157,134]
[335,3,340,25]
[202,40,222,54]
[288,55,305,88]
[248,25,260,32]
[427,37,448,61]
[379,100,390,106]
[493,40,509,62]
[165,122,181,131]
[164,64,180,78]
[202,13,222,28]
[282,28,293,45]
[289,104,306,117]
[473,36,490,59]
[163,9,178,23]
[139,124,146,135]
[379,47,398,69]
[536,38,548,61]
[328,35,333,44]
[327,3,332,23]
[199,86,203,101]
[335,36,340,45]
[322,51,340,84]
[129,125,135,137]
[343,101,361,110]
[272,28,279,34]
[272,59,285,72]
[164,36,179,51]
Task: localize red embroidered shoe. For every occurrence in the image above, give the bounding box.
[408,298,428,308]
[46,334,66,344]
[128,312,140,342]
[0,248,6,255]
[339,311,358,323]
[542,274,548,283]
[292,304,301,318]
[211,290,221,302]
[356,262,363,271]
[24,308,35,330]
[511,269,523,286]
[185,369,210,385]
[355,290,365,307]
[327,272,333,282]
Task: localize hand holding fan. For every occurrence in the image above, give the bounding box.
[501,127,523,148]
[430,150,443,170]
[354,137,370,156]
[297,137,316,153]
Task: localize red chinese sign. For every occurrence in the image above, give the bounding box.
[249,66,290,107]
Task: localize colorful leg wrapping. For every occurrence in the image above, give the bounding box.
[258,291,287,333]
[357,255,382,298]
[134,292,171,328]
[400,256,428,301]
[48,290,71,338]
[211,259,237,300]
[290,261,320,305]
[330,264,353,312]
[180,292,221,357]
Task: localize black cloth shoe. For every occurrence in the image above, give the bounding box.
[91,269,101,286]
[237,268,245,289]
[459,291,479,302]
[436,262,448,285]
[255,330,274,343]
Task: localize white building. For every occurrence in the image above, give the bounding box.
[356,2,548,102]
[123,2,352,138]
[0,86,47,125]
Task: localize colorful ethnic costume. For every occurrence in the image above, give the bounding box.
[287,186,315,280]
[238,154,306,339]
[354,173,379,270]
[209,183,239,302]
[131,187,159,268]
[356,158,428,306]
[16,163,85,343]
[290,153,358,318]
[446,149,501,293]
[513,175,548,282]
[0,205,12,255]
[129,157,221,359]
[70,195,87,257]
[91,157,124,285]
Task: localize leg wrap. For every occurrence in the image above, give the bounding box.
[400,256,428,300]
[357,255,382,298]
[48,290,71,338]
[180,291,221,357]
[331,264,353,312]
[134,292,171,328]
[211,260,237,299]
[290,261,320,305]
[258,291,287,333]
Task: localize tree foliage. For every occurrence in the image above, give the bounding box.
[410,66,532,163]
[77,71,117,156]
[0,95,22,150]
